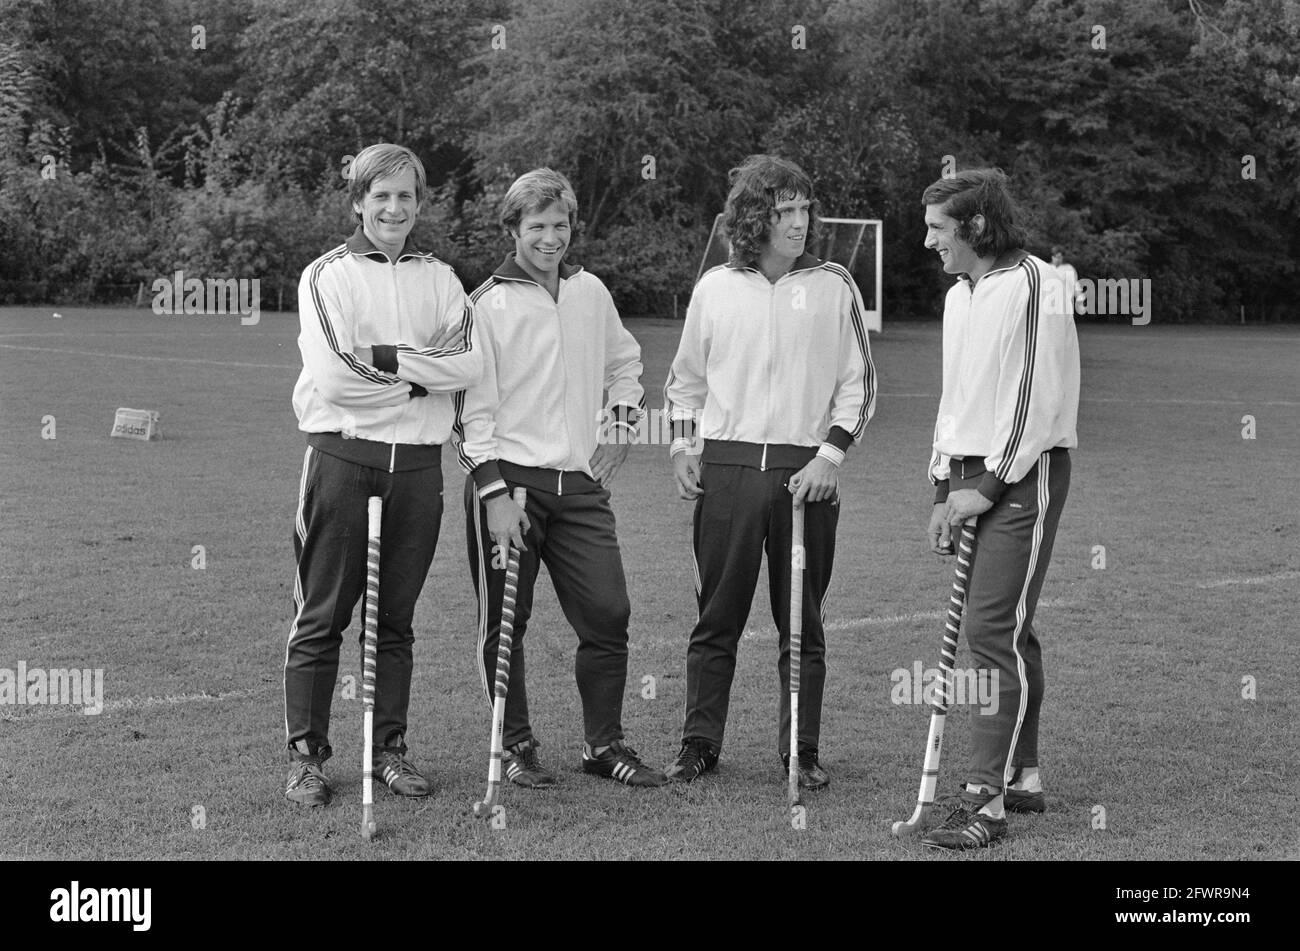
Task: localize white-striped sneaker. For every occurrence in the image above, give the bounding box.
[504,738,557,788]
[581,739,667,787]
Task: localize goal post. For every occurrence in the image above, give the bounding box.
[693,214,883,331]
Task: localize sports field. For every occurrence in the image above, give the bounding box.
[1,306,1295,861]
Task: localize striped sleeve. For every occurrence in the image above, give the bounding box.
[450,278,507,500]
[296,250,416,408]
[825,263,876,444]
[979,259,1056,500]
[390,262,484,392]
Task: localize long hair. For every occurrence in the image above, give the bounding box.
[722,155,820,266]
[920,168,1026,258]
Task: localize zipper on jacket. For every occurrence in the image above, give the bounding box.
[389,443,396,474]
[557,471,564,496]
[760,443,768,472]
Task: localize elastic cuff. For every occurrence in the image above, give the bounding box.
[608,402,641,426]
[933,478,950,504]
[816,443,845,467]
[479,481,508,502]
[471,460,505,496]
[825,425,853,452]
[670,437,698,457]
[372,344,398,373]
[977,472,1008,503]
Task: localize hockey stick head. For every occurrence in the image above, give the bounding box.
[891,803,935,837]
[473,785,499,819]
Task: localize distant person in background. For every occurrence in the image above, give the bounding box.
[920,168,1079,849]
[1050,246,1083,314]
[662,154,876,788]
[283,143,483,807]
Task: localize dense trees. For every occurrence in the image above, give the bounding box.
[0,0,1295,319]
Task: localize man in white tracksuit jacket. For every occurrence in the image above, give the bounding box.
[283,144,483,806]
[918,167,1080,850]
[663,155,877,788]
[453,168,666,789]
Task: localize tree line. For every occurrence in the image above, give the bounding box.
[1,0,1295,320]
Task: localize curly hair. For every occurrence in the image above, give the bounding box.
[920,168,1026,259]
[722,155,820,266]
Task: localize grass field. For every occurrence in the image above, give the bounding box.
[1,305,1296,862]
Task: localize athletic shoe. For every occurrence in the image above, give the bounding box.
[1006,767,1047,813]
[374,749,432,797]
[781,751,830,790]
[921,789,1006,850]
[664,739,719,783]
[504,738,557,789]
[284,758,332,807]
[581,739,668,787]
[1005,788,1047,813]
[921,812,1007,850]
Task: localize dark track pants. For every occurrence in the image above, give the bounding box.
[283,446,443,755]
[682,461,839,756]
[953,449,1070,791]
[465,472,630,749]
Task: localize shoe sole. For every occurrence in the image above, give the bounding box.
[582,765,669,787]
[507,776,557,789]
[1005,793,1046,813]
[378,786,432,798]
[284,792,331,806]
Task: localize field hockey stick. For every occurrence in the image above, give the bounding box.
[788,499,806,811]
[473,486,527,819]
[360,496,382,841]
[892,517,978,837]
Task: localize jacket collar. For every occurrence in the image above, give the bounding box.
[725,251,825,276]
[346,225,425,263]
[960,248,1029,286]
[492,252,582,284]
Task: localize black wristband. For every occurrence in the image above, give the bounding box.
[372,345,399,373]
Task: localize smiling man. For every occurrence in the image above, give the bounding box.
[662,154,876,787]
[283,143,482,807]
[453,167,666,789]
[918,168,1079,849]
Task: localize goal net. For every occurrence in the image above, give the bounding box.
[693,214,883,331]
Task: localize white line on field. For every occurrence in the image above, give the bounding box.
[3,342,1295,406]
[739,597,1084,638]
[0,343,296,370]
[0,687,266,722]
[1197,571,1300,589]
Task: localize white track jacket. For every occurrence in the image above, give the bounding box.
[293,228,483,446]
[664,256,876,451]
[929,250,1080,500]
[453,256,645,498]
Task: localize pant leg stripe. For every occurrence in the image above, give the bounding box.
[471,490,493,708]
[283,445,314,744]
[1002,452,1051,788]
